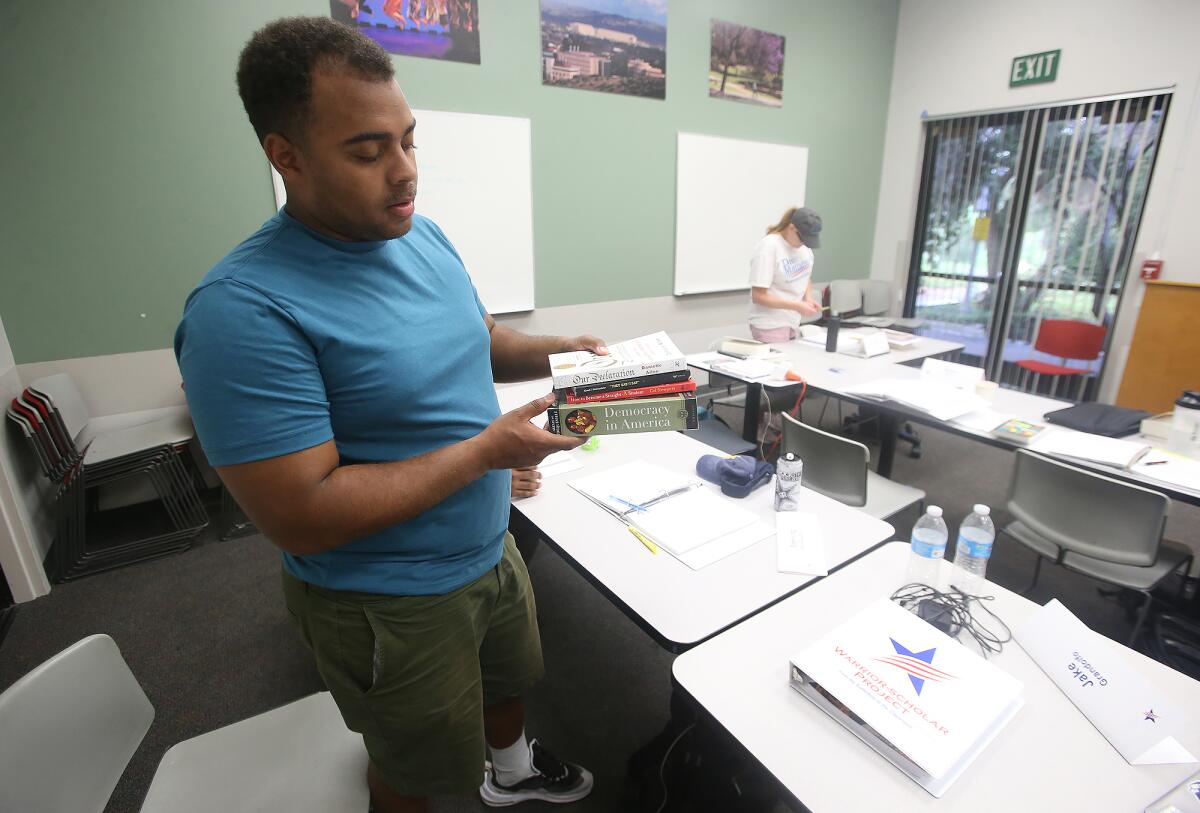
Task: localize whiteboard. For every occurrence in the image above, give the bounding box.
[673,132,809,296]
[270,109,534,314]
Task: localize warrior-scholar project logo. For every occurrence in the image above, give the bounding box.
[875,638,958,696]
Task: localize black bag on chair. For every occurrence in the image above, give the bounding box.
[1043,403,1151,438]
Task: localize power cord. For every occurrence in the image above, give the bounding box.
[761,381,807,461]
[653,722,696,813]
[890,583,1012,658]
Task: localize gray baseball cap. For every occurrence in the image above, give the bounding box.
[789,207,822,248]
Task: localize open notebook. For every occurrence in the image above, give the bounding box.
[568,461,771,566]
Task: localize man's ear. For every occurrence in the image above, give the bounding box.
[264,132,301,181]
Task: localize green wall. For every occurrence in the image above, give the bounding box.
[0,0,898,364]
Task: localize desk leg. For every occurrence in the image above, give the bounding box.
[877,412,898,478]
[742,383,762,444]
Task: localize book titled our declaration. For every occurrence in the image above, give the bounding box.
[547,394,699,436]
[547,332,687,389]
[568,368,692,399]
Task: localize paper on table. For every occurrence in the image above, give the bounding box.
[678,520,774,571]
[1015,599,1197,766]
[1030,429,1151,469]
[844,378,987,421]
[708,357,783,380]
[538,450,582,478]
[568,461,759,556]
[1131,450,1200,492]
[953,408,1011,433]
[775,512,827,576]
[921,357,985,389]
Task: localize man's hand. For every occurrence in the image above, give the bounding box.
[795,300,822,317]
[564,335,609,355]
[512,466,542,499]
[477,394,584,469]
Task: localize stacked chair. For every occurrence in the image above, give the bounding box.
[5,374,207,581]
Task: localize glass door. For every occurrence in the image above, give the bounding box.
[905,92,1171,395]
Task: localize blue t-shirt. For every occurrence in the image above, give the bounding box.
[174,210,509,595]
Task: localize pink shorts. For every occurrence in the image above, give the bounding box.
[749,325,795,343]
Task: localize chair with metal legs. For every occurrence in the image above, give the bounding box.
[1001,450,1192,645]
[1014,319,1106,399]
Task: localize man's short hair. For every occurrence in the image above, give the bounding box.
[236,16,394,143]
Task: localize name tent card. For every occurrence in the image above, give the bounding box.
[1015,599,1197,766]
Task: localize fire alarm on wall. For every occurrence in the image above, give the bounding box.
[1140,258,1163,281]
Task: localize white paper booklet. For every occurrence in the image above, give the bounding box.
[1030,429,1151,469]
[1015,599,1197,766]
[568,461,759,557]
[844,378,987,421]
[548,331,686,389]
[789,598,1024,797]
[775,512,827,576]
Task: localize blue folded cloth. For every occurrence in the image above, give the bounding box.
[696,454,775,499]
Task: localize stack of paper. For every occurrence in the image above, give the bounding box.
[1131,451,1200,491]
[844,378,988,421]
[1030,430,1151,469]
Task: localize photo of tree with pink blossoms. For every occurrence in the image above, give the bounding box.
[708,19,784,108]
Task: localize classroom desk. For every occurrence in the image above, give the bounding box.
[496,379,895,652]
[689,350,1200,505]
[689,334,965,467]
[673,542,1200,812]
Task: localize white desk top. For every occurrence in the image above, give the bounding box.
[688,351,1200,502]
[673,542,1200,812]
[497,380,895,650]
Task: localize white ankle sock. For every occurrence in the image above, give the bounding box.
[489,730,535,786]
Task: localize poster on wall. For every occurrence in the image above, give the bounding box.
[539,0,667,100]
[708,19,785,108]
[329,0,480,64]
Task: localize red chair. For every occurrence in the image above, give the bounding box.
[1015,319,1106,399]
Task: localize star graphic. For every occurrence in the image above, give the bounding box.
[1143,709,1159,723]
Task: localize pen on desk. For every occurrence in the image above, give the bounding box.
[609,494,646,513]
[628,527,659,554]
[1144,460,1168,466]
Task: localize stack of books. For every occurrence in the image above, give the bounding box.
[546,332,699,436]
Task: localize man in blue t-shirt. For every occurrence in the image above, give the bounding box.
[176,17,601,813]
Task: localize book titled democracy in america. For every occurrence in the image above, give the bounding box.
[548,332,687,389]
[788,598,1024,798]
[547,394,699,437]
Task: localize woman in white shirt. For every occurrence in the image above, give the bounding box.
[748,207,823,342]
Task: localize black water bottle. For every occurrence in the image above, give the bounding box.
[825,311,840,353]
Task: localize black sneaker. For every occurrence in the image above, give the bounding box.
[479,739,594,806]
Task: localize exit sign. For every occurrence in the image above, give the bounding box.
[1010,49,1061,87]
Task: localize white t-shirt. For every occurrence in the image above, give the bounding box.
[748,233,814,330]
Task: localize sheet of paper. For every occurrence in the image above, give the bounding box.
[1015,599,1197,766]
[953,408,1010,433]
[538,450,582,478]
[775,512,827,576]
[1031,429,1150,468]
[678,521,774,570]
[1131,450,1200,492]
[844,378,987,421]
[708,357,784,380]
[921,357,985,388]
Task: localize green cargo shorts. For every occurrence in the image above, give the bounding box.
[280,533,545,796]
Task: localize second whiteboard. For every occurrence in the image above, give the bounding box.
[673,132,809,296]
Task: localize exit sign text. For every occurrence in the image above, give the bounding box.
[1010,50,1061,87]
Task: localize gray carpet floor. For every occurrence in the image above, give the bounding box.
[1,393,1196,812]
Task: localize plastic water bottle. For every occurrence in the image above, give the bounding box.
[952,504,995,594]
[906,506,948,587]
